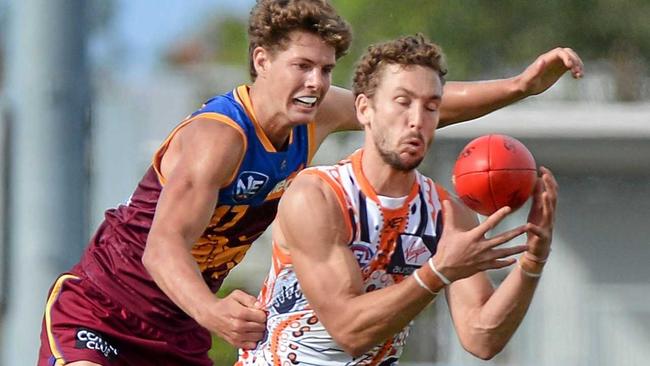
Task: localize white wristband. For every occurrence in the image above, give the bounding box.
[413,270,439,295]
[428,258,452,286]
[518,260,543,278]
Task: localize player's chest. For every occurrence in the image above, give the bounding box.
[350,201,443,282]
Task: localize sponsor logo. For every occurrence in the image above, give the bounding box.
[351,241,375,266]
[400,234,432,266]
[389,265,415,275]
[75,328,118,360]
[234,171,269,201]
[265,167,303,201]
[387,217,404,229]
[268,178,291,197]
[273,282,303,314]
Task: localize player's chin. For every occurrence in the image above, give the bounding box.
[402,147,425,160]
[396,153,424,171]
[287,109,317,125]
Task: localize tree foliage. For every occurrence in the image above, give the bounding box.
[200,0,649,100]
[331,0,649,96]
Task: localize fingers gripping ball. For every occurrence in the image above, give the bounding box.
[452,134,537,216]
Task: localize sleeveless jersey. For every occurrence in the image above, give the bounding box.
[238,150,447,366]
[77,85,316,330]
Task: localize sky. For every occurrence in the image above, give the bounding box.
[95,0,254,78]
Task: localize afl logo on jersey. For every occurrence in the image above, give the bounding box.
[351,241,375,266]
[234,171,269,202]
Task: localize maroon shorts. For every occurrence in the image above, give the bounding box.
[38,273,213,366]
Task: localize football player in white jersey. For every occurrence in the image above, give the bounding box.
[239,34,556,365]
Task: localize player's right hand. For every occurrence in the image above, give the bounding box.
[431,199,530,283]
[198,289,267,349]
[516,47,584,97]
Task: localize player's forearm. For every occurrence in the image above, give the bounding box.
[142,235,218,323]
[460,267,541,359]
[319,276,437,357]
[438,79,525,127]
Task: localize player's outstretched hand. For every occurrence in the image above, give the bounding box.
[516,47,584,97]
[432,199,530,283]
[524,166,558,261]
[200,289,267,349]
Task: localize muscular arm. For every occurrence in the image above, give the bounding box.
[142,119,265,348]
[316,47,584,134]
[278,174,436,357]
[278,174,527,357]
[442,169,558,360]
[438,47,583,126]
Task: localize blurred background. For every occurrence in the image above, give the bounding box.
[1,0,649,365]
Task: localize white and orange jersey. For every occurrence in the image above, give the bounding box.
[238,149,448,366]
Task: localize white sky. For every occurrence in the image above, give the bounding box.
[94,0,255,78]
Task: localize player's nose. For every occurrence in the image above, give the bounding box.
[408,105,426,130]
[305,68,326,92]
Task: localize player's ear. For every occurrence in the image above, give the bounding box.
[252,46,271,78]
[355,93,372,128]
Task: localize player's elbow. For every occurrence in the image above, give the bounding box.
[463,342,503,361]
[459,332,507,360]
[327,312,396,357]
[142,239,164,276]
[331,333,371,358]
[326,322,374,358]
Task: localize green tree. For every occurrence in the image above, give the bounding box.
[190,0,649,100]
[331,0,649,99]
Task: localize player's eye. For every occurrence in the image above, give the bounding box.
[295,63,310,71]
[395,97,410,106]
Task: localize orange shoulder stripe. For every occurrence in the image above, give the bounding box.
[151,112,247,187]
[301,169,354,244]
[307,122,317,164]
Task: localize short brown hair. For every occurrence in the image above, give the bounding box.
[248,0,352,80]
[352,34,447,99]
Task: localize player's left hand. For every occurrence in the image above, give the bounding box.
[516,47,584,96]
[525,166,558,261]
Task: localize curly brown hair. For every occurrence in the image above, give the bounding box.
[248,0,352,80]
[352,34,447,99]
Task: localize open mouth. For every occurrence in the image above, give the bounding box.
[404,138,423,149]
[293,96,318,108]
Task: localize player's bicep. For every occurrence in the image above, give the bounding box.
[278,175,364,321]
[150,120,245,247]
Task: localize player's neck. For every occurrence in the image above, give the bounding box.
[360,148,416,198]
[248,84,293,150]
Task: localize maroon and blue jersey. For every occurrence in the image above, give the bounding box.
[40,85,317,365]
[76,85,316,328]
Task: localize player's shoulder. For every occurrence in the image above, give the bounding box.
[195,89,239,115]
[181,114,244,143]
[176,88,249,148]
[290,167,332,194]
[187,87,252,130]
[282,166,339,207]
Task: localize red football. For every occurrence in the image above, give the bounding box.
[452,134,537,216]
